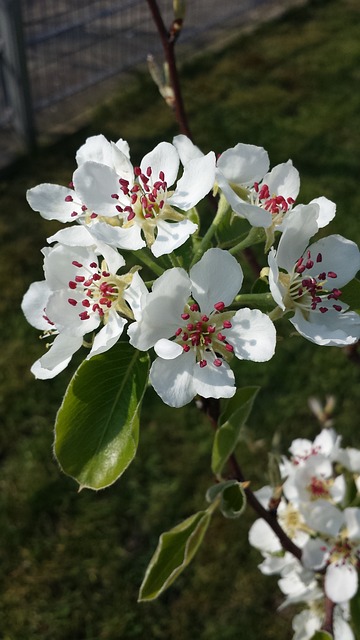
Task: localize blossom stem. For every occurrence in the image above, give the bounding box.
[135,249,165,276]
[189,194,230,268]
[233,292,275,309]
[168,251,182,268]
[268,306,285,321]
[229,227,266,255]
[321,596,335,636]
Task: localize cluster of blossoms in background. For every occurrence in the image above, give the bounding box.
[22,133,360,397]
[249,426,360,639]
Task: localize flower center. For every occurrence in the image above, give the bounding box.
[252,182,295,216]
[306,476,331,501]
[112,165,167,224]
[67,259,132,321]
[173,301,235,367]
[288,250,342,314]
[327,538,359,568]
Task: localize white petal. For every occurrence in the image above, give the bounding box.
[169,151,216,210]
[217,143,269,186]
[290,308,360,347]
[310,196,336,228]
[300,499,344,537]
[333,615,355,640]
[192,358,235,400]
[276,204,319,272]
[264,160,300,201]
[123,271,148,322]
[151,219,197,257]
[114,138,130,158]
[325,563,358,603]
[73,162,123,216]
[268,247,286,309]
[345,507,360,541]
[87,312,126,358]
[229,308,276,362]
[216,170,272,227]
[88,220,146,251]
[27,183,83,222]
[31,333,83,379]
[141,142,179,187]
[306,234,360,288]
[43,244,96,291]
[46,290,99,337]
[302,538,329,570]
[154,338,183,359]
[76,134,115,167]
[22,280,52,330]
[172,134,204,163]
[190,248,243,315]
[150,351,197,407]
[47,225,94,246]
[248,518,282,553]
[336,447,360,473]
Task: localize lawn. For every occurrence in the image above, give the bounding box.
[1,0,360,638]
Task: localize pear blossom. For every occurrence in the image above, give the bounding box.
[268,204,360,345]
[292,604,354,640]
[27,136,216,257]
[128,248,276,407]
[173,135,335,241]
[22,242,144,379]
[302,506,360,603]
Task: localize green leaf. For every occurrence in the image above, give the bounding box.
[54,342,150,490]
[309,632,333,640]
[206,480,246,518]
[211,386,260,475]
[138,509,212,601]
[341,277,360,312]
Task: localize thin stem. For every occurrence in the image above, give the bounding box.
[189,196,230,267]
[233,292,274,309]
[321,596,335,636]
[135,249,165,276]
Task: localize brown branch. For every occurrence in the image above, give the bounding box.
[145,0,192,139]
[321,596,335,636]
[199,396,302,562]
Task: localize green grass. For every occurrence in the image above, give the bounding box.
[1,0,360,637]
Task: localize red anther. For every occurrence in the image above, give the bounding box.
[214,358,222,367]
[127,211,136,221]
[93,273,101,281]
[190,304,199,312]
[144,213,153,218]
[131,194,137,205]
[79,311,90,320]
[159,171,165,181]
[319,307,328,313]
[131,184,140,193]
[316,253,322,263]
[140,196,148,208]
[199,359,207,368]
[146,166,152,177]
[101,271,110,277]
[204,336,212,345]
[140,173,149,184]
[328,271,337,278]
[159,200,165,209]
[183,344,190,352]
[196,321,203,330]
[175,327,182,336]
[217,332,226,341]
[259,184,270,200]
[306,260,314,269]
[181,313,190,320]
[72,260,83,267]
[318,272,326,280]
[296,264,306,274]
[153,181,162,190]
[191,335,200,346]
[65,195,73,202]
[214,301,225,311]
[89,262,97,268]
[82,299,90,307]
[71,211,78,217]
[99,297,109,305]
[187,323,194,331]
[90,213,98,219]
[148,194,156,203]
[223,320,232,328]
[120,186,129,195]
[119,178,129,187]
[81,205,87,211]
[74,275,85,283]
[201,315,209,322]
[287,197,295,205]
[182,332,189,341]
[69,281,77,289]
[111,193,119,199]
[68,298,77,306]
[225,344,234,352]
[134,166,141,176]
[333,304,342,312]
[208,325,216,333]
[92,303,100,312]
[253,182,259,192]
[83,279,93,287]
[68,181,74,188]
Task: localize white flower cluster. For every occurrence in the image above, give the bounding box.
[22,134,360,405]
[249,428,360,639]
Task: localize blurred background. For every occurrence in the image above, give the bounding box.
[1,0,360,638]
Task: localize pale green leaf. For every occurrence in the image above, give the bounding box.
[206,480,246,519]
[211,386,260,475]
[138,510,212,601]
[54,342,149,490]
[309,632,333,640]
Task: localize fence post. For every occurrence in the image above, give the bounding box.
[0,0,36,151]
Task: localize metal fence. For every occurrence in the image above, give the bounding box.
[0,0,304,168]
